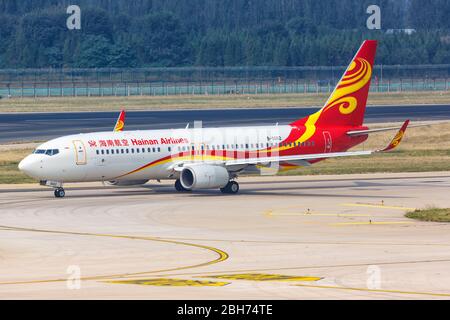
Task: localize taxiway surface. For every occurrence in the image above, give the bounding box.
[1,172,450,299]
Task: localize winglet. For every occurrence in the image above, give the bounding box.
[113,109,125,132]
[377,120,409,152]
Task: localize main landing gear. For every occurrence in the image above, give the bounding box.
[174,179,240,194]
[54,187,65,198]
[220,181,239,194]
[174,179,190,192]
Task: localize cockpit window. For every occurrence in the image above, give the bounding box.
[34,149,59,156]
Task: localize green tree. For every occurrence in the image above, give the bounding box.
[133,12,190,66]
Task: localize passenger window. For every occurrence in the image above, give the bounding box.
[101,150,104,155]
[106,150,109,155]
[148,148,151,152]
[157,147,161,152]
[126,149,129,154]
[168,147,172,152]
[152,148,156,152]
[96,150,99,155]
[121,149,124,154]
[111,150,114,154]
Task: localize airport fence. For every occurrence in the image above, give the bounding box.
[0,64,449,98]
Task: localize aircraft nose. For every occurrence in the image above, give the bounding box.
[18,155,38,177]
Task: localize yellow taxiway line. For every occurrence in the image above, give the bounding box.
[340,203,416,211]
[266,211,370,217]
[330,221,415,226]
[329,221,415,227]
[296,283,450,298]
[0,225,229,286]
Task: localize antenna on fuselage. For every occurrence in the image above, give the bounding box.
[185,123,190,129]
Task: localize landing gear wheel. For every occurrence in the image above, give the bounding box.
[54,188,65,198]
[220,181,239,194]
[175,179,190,192]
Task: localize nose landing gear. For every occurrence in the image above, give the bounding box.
[54,188,65,198]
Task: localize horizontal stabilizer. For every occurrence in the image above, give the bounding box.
[347,120,429,136]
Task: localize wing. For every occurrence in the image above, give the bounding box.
[171,120,409,172]
[225,120,409,167]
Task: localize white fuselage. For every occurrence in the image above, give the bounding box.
[19,125,297,183]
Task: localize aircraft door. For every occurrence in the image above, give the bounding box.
[73,140,87,165]
[323,131,332,153]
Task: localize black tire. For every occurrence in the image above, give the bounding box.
[54,188,65,198]
[220,181,239,194]
[175,179,191,192]
[228,181,239,194]
[175,179,183,191]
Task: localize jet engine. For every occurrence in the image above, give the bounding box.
[180,165,229,190]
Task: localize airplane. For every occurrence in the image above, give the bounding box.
[18,40,410,198]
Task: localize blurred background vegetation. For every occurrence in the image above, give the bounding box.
[0,0,449,68]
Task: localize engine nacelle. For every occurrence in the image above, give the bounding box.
[105,179,149,186]
[180,165,229,190]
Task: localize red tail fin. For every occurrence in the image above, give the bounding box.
[291,40,377,128]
